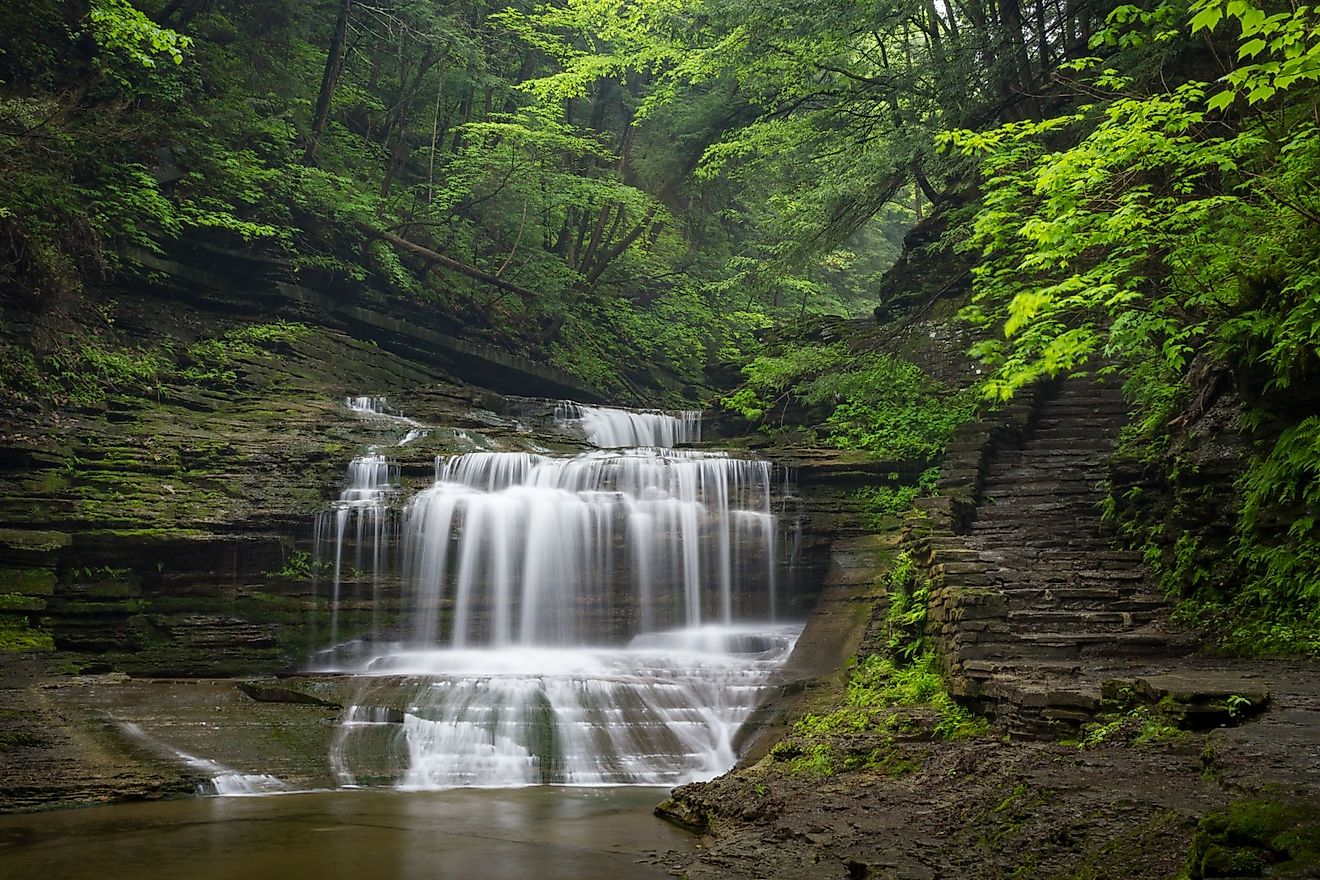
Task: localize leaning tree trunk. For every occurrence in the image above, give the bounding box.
[303,0,352,166]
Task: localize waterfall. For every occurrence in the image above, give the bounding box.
[345,395,429,446]
[555,402,702,448]
[317,398,801,789]
[314,450,399,649]
[404,449,777,646]
[116,721,290,797]
[346,395,391,414]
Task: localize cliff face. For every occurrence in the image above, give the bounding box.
[0,241,613,677]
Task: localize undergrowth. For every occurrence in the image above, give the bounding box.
[1072,704,1186,749]
[1,319,311,406]
[771,550,987,776]
[854,467,941,526]
[1104,404,1320,658]
[721,340,978,458]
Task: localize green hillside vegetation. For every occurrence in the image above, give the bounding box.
[2,0,1318,652]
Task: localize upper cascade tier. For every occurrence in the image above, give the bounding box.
[405,449,780,648]
[555,402,701,448]
[345,396,427,446]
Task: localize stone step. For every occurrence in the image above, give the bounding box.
[1023,430,1120,446]
[1034,408,1125,421]
[1003,588,1166,612]
[975,497,1107,510]
[1003,631,1196,660]
[1005,609,1160,632]
[1051,386,1125,400]
[977,513,1109,526]
[974,508,1108,524]
[978,490,1105,504]
[967,548,1144,565]
[1036,418,1123,429]
[958,658,1090,680]
[972,542,1128,557]
[989,567,1147,584]
[969,520,1110,537]
[978,679,1103,712]
[972,525,1125,541]
[967,533,1116,547]
[979,479,1104,493]
[985,466,1110,481]
[1031,410,1126,424]
[996,583,1151,599]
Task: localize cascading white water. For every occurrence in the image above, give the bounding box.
[318,398,801,790]
[314,450,398,648]
[117,722,290,796]
[346,395,390,414]
[555,402,702,448]
[404,449,778,646]
[346,395,428,446]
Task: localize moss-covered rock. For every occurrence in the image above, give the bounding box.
[0,529,71,555]
[0,569,55,596]
[655,793,714,833]
[0,594,47,612]
[0,618,55,652]
[1187,800,1320,878]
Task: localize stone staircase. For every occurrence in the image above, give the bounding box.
[917,377,1197,738]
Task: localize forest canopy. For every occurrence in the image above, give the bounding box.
[2,0,1318,649]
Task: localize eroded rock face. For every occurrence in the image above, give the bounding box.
[0,321,530,676]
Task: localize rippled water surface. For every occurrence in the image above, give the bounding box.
[0,788,690,880]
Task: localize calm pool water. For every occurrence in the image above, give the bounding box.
[0,787,691,880]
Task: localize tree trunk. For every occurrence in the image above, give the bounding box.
[582,205,659,288]
[156,0,208,28]
[303,0,352,165]
[427,64,449,203]
[999,0,1041,119]
[375,228,539,302]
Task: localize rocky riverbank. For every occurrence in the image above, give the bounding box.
[661,657,1320,879]
[657,358,1320,879]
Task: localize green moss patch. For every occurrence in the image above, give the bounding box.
[0,529,70,554]
[1187,800,1320,879]
[0,619,55,652]
[0,593,48,612]
[0,568,57,595]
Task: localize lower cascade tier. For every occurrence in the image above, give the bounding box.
[326,624,800,789]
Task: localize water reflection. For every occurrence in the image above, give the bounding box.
[0,788,689,880]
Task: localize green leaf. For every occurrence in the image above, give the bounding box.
[1247,83,1277,103]
[1239,7,1267,35]
[1238,37,1267,58]
[1206,90,1236,110]
[1005,291,1053,337]
[1191,6,1223,32]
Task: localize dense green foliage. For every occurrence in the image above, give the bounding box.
[721,335,977,458]
[0,0,927,401]
[3,0,1318,650]
[942,0,1320,651]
